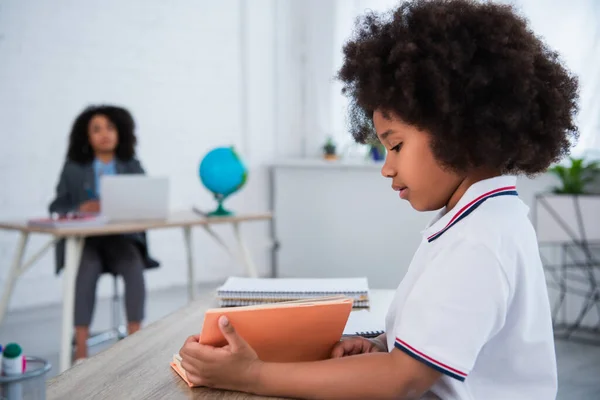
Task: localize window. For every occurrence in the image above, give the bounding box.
[322,0,600,159]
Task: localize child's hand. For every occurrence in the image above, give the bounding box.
[179,316,262,391]
[79,200,100,213]
[330,336,386,358]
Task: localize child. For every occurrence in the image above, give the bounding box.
[178,1,578,398]
[49,105,159,360]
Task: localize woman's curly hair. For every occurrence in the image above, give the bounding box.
[337,0,579,175]
[66,105,137,164]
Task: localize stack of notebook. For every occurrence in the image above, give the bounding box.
[172,281,385,387]
[216,277,371,309]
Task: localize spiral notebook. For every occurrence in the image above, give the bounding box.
[343,310,386,338]
[217,277,370,309]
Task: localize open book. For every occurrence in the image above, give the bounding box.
[171,296,353,387]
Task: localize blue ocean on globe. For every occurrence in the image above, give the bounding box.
[199,146,248,216]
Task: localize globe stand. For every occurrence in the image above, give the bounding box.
[208,194,233,217]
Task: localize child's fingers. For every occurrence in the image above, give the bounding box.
[180,342,222,364]
[218,315,249,353]
[330,340,359,358]
[180,357,195,373]
[330,344,345,358]
[185,372,205,387]
[348,345,365,356]
[184,335,200,344]
[179,336,200,357]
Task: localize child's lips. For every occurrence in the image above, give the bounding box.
[392,185,408,199]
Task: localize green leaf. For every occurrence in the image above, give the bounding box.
[547,157,600,194]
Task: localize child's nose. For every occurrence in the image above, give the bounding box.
[381,159,396,178]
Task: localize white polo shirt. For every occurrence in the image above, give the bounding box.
[385,175,557,399]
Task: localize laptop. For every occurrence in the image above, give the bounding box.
[100,175,170,221]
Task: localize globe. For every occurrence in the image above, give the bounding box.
[199,146,248,216]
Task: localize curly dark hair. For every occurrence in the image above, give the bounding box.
[66,105,137,164]
[337,0,579,175]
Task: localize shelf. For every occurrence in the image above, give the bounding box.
[271,158,384,170]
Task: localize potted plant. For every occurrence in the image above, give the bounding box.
[548,157,600,194]
[322,137,338,160]
[534,156,600,243]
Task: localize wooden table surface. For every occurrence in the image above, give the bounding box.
[47,290,395,400]
[0,211,273,236]
[46,292,288,400]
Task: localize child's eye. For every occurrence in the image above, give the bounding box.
[390,143,403,152]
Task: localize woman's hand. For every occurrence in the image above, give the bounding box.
[79,200,100,213]
[330,335,387,358]
[179,316,263,392]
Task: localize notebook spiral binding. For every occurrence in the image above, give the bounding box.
[218,298,370,308]
[357,330,385,338]
[343,330,385,339]
[217,291,368,299]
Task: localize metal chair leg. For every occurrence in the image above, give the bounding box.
[114,276,127,339]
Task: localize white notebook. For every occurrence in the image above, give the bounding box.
[343,310,386,338]
[217,277,370,308]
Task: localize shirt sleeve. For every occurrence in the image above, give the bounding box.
[392,240,510,382]
[48,162,76,214]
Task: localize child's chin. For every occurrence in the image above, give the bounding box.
[408,199,433,212]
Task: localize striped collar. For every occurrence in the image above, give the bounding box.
[423,176,519,243]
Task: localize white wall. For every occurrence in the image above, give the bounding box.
[0,0,304,310]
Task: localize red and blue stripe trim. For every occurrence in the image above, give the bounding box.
[395,338,468,381]
[427,186,518,243]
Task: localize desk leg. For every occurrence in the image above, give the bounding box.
[60,236,84,373]
[232,222,258,278]
[0,232,29,325]
[183,227,196,302]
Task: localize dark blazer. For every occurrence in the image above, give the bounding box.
[48,158,160,274]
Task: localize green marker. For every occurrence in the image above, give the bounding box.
[2,343,25,375]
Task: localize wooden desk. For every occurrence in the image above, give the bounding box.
[47,289,395,400]
[0,211,273,373]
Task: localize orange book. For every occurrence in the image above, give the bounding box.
[171,296,353,387]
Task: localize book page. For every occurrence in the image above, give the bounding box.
[218,277,369,294]
[208,296,353,312]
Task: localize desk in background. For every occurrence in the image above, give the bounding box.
[0,211,274,373]
[46,289,395,400]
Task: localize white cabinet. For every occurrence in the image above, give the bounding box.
[271,159,434,289]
